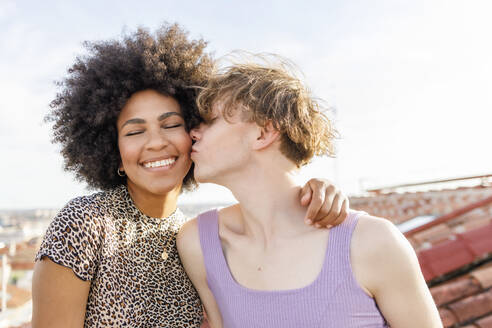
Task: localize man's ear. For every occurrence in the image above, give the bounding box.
[252,121,280,150]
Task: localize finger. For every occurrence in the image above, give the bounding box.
[315,193,341,228]
[299,183,312,207]
[311,184,336,223]
[331,199,349,227]
[304,182,326,223]
[311,190,336,225]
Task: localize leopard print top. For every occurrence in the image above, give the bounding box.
[36,185,203,327]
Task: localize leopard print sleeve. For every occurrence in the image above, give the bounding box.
[35,195,105,281]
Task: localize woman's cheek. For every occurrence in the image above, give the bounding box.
[118,139,140,167]
[179,132,193,154]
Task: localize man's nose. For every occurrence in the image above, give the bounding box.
[190,125,202,141]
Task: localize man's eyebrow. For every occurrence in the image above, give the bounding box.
[158,112,182,121]
[121,118,145,129]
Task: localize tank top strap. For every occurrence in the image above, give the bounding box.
[197,209,231,287]
[323,210,364,278]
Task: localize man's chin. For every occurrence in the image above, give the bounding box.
[194,176,208,184]
[193,170,211,184]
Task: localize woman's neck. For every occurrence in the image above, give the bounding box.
[126,183,180,218]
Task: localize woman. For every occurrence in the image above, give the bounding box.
[32,24,348,327]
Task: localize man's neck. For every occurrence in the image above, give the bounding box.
[222,166,310,246]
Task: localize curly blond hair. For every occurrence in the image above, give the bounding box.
[196,54,337,166]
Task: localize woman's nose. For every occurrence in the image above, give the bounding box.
[146,129,169,150]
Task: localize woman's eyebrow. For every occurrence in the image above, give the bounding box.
[121,118,145,129]
[158,112,182,121]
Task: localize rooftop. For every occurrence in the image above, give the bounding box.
[351,176,492,327]
[3,176,492,327]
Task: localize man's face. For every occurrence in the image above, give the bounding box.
[190,102,257,185]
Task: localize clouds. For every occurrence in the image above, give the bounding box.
[1,0,491,208]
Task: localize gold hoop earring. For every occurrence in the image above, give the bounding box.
[117,168,126,177]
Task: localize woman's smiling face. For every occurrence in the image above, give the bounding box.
[117,89,192,197]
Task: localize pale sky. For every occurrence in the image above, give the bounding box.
[1,0,491,209]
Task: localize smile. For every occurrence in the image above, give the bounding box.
[142,157,176,168]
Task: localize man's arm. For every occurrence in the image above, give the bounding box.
[352,215,442,328]
[177,219,223,328]
[32,258,90,328]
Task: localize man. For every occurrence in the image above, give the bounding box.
[177,56,442,327]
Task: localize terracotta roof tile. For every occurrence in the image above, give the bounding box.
[476,314,492,328]
[447,289,492,323]
[458,223,492,257]
[470,266,492,289]
[350,185,492,223]
[412,224,452,246]
[439,307,458,328]
[417,253,436,281]
[352,184,492,327]
[430,276,482,306]
[454,212,491,231]
[407,236,419,249]
[419,238,475,278]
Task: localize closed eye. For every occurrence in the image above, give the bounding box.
[163,124,183,129]
[125,131,143,136]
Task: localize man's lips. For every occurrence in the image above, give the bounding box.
[190,149,199,161]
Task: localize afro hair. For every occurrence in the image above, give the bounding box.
[46,23,213,191]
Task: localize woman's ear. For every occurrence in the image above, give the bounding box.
[252,121,280,150]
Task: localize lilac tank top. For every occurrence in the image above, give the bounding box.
[197,210,388,328]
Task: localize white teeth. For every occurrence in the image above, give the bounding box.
[143,158,176,168]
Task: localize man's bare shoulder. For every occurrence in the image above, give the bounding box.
[177,205,239,258]
[351,213,420,293]
[352,213,416,260]
[353,214,402,249]
[217,204,244,235]
[217,203,241,217]
[176,217,201,259]
[350,214,441,326]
